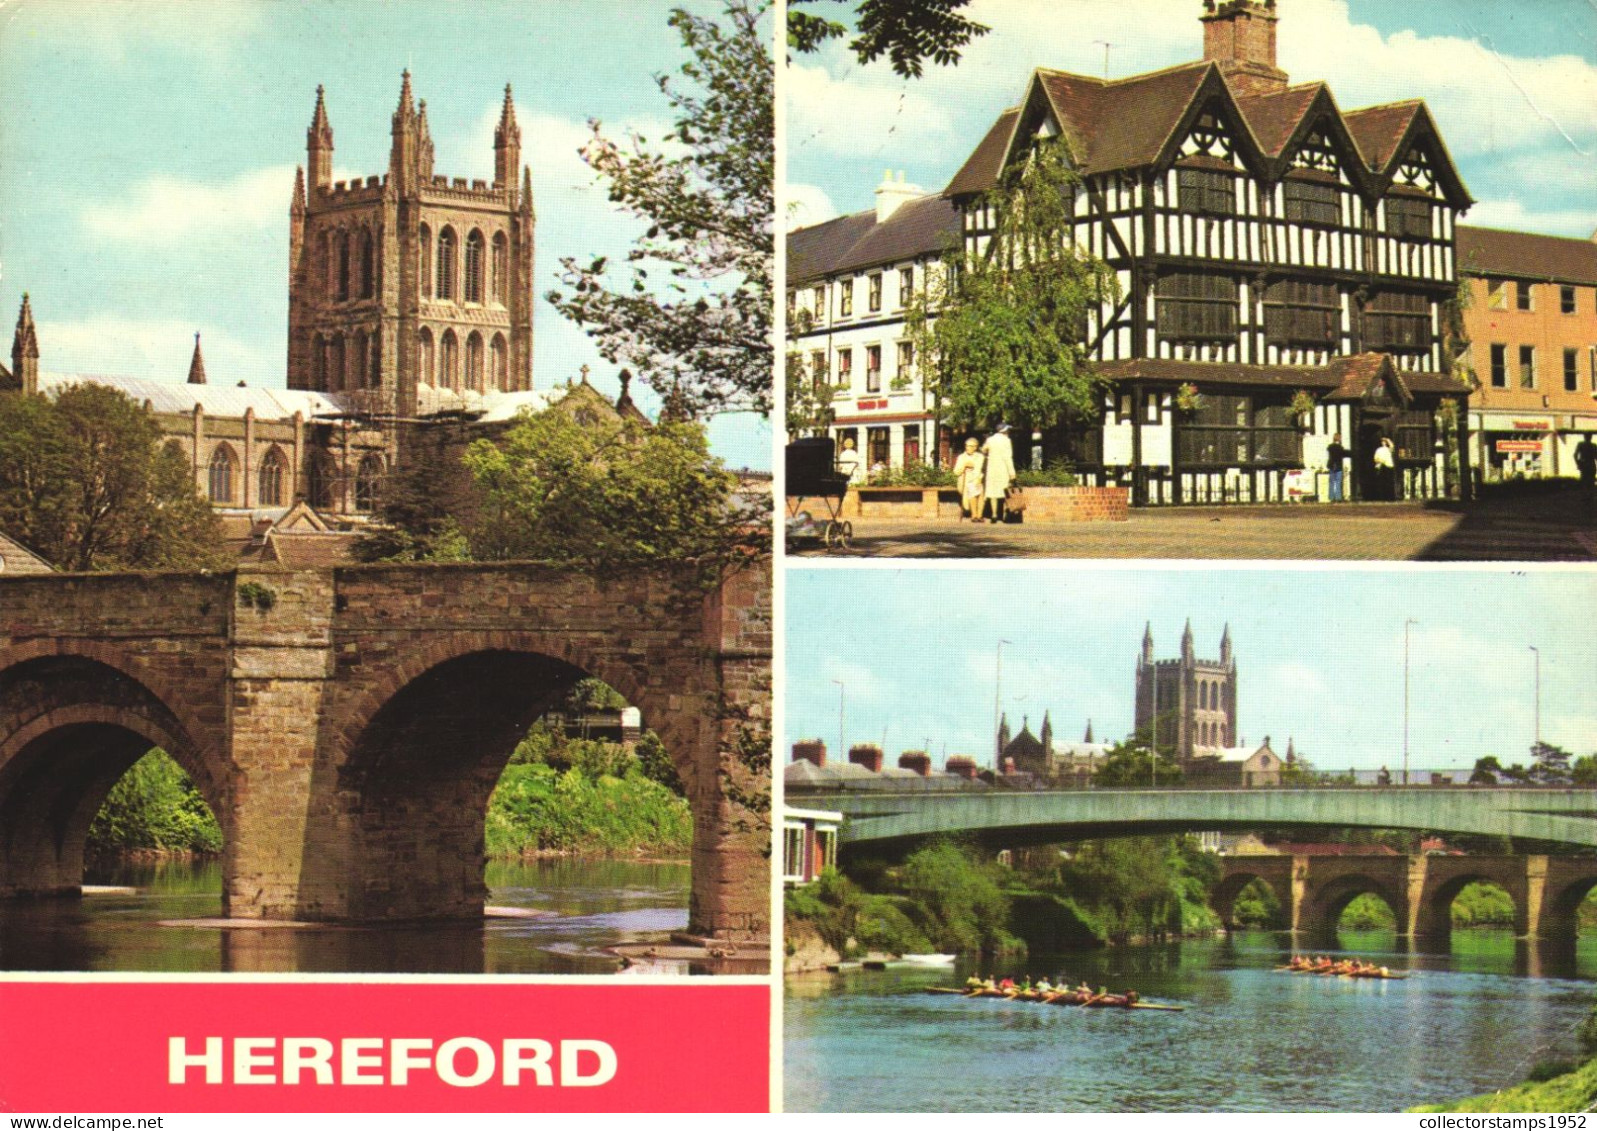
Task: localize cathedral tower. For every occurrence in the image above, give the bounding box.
[286,74,536,418]
[1134,621,1238,762]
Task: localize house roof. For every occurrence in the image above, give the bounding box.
[786,194,961,285]
[1457,225,1597,286]
[0,531,53,574]
[944,63,1469,206]
[1095,354,1469,397]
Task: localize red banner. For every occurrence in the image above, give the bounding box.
[0,981,769,1113]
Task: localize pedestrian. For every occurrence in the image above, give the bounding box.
[1575,432,1596,516]
[1326,431,1348,502]
[1372,435,1396,501]
[952,436,985,521]
[982,423,1017,523]
[836,436,862,485]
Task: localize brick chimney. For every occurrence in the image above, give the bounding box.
[946,755,978,780]
[875,170,921,223]
[792,739,826,768]
[898,750,931,776]
[1201,0,1288,97]
[848,743,884,773]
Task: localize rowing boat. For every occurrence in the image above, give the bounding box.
[922,987,1185,1011]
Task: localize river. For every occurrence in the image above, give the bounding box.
[784,931,1597,1112]
[0,857,693,975]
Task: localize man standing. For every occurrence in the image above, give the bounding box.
[982,423,1017,523]
[1575,432,1596,516]
[1326,432,1348,502]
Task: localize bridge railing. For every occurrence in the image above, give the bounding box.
[784,767,1580,796]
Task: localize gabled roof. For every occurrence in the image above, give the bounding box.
[1235,83,1325,157]
[0,530,53,574]
[1343,101,1421,172]
[1457,225,1597,286]
[786,194,961,285]
[1324,354,1410,404]
[944,107,1023,199]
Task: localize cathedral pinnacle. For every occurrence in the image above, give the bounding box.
[397,70,415,118]
[496,83,520,142]
[187,333,207,386]
[309,85,332,142]
[291,166,306,215]
[13,294,38,359]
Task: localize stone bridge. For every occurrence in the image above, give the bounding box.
[1214,854,1597,942]
[0,562,770,941]
[791,787,1597,857]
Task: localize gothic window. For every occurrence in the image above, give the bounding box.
[257,447,287,508]
[313,334,327,387]
[1264,280,1338,347]
[1364,291,1431,354]
[337,231,351,301]
[490,333,508,391]
[308,451,336,511]
[1283,178,1339,226]
[418,328,435,386]
[1157,273,1238,342]
[353,332,368,391]
[368,334,382,388]
[361,229,376,299]
[492,232,508,304]
[465,332,484,391]
[331,335,346,392]
[322,231,335,295]
[1385,196,1431,239]
[440,329,459,390]
[355,454,383,513]
[419,225,433,299]
[464,230,485,304]
[1177,168,1235,217]
[437,227,457,301]
[207,445,237,505]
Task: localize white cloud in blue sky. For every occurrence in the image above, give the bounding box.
[787,0,1597,238]
[785,567,1597,773]
[0,0,770,468]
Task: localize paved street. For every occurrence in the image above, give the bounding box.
[790,486,1597,561]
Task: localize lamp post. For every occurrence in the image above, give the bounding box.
[1403,618,1419,786]
[993,639,1012,768]
[1529,645,1541,747]
[831,679,846,766]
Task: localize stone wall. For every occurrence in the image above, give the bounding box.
[1016,486,1130,523]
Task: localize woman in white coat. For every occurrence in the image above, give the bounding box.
[981,424,1017,522]
[952,437,985,520]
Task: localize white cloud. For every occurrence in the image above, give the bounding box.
[1465,198,1597,238]
[787,60,958,159]
[80,164,336,245]
[785,182,838,229]
[18,1,265,63]
[37,316,276,386]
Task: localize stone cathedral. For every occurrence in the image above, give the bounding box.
[1134,620,1238,762]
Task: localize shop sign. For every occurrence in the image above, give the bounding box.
[1509,418,1552,431]
[855,398,888,411]
[1496,440,1544,453]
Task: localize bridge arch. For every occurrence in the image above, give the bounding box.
[1300,872,1409,937]
[1415,871,1519,939]
[0,653,225,898]
[1543,875,1597,943]
[304,632,713,922]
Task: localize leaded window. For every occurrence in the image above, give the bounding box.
[257,448,286,507]
[1176,394,1300,467]
[1263,280,1338,347]
[1177,168,1235,217]
[436,228,457,300]
[1393,408,1434,462]
[464,230,485,303]
[1157,272,1239,342]
[1283,178,1339,226]
[207,446,237,505]
[1385,196,1431,239]
[1364,291,1431,354]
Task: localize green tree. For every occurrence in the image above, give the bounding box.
[897,840,1012,953]
[907,140,1118,434]
[1573,756,1597,787]
[783,334,843,439]
[1469,755,1504,786]
[352,422,476,563]
[86,749,222,855]
[1094,738,1183,788]
[1530,741,1574,785]
[462,406,758,577]
[547,1,772,418]
[0,385,224,572]
[788,0,988,77]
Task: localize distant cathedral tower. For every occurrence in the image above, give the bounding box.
[286,75,536,418]
[1134,620,1237,761]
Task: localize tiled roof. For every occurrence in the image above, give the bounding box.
[1235,83,1325,157]
[944,107,1022,198]
[786,195,960,285]
[1342,101,1421,170]
[0,531,53,574]
[1457,225,1597,286]
[1048,63,1212,175]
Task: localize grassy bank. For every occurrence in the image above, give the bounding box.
[1413,1060,1597,1113]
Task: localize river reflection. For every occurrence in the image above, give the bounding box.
[784,930,1597,1112]
[0,857,692,974]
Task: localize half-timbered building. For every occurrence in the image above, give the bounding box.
[788,0,1478,503]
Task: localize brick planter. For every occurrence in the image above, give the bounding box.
[1015,485,1129,523]
[790,488,960,520]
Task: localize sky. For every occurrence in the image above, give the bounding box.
[786,0,1597,238]
[786,566,1597,774]
[0,0,770,469]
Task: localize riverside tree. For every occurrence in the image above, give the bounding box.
[906,140,1118,436]
[547,1,773,419]
[0,384,223,572]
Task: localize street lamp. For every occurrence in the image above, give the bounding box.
[1403,618,1419,786]
[831,679,846,765]
[1529,645,1541,747]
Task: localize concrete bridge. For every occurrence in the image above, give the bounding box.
[1214,854,1597,942]
[0,562,770,941]
[792,786,1597,857]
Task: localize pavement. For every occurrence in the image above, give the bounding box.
[789,486,1597,561]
